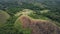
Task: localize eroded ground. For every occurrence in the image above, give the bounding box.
[20,15,60,34]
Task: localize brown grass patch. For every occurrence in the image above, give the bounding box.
[20,15,60,34]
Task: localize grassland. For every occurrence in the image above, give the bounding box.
[0,10,10,27]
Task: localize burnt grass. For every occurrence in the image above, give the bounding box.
[20,15,60,34]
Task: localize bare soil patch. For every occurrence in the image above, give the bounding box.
[20,15,60,34]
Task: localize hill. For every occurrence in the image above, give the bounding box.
[19,15,60,34]
[0,0,60,34]
[0,10,10,27]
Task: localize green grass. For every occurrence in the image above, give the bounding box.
[0,10,10,27]
[28,13,50,20]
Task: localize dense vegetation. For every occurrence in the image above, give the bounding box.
[0,0,60,34]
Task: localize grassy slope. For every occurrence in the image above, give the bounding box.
[0,10,10,27]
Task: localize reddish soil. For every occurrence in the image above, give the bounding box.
[20,15,60,34]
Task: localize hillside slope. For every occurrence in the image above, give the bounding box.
[0,10,10,27]
[0,0,60,34]
[20,15,60,34]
